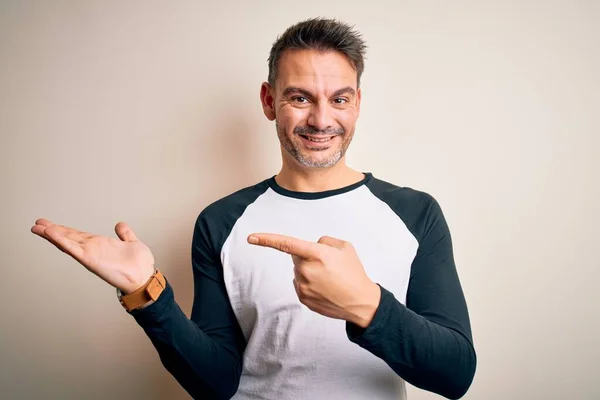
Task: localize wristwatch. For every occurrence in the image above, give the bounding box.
[117,268,166,312]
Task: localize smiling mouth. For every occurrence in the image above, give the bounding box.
[298,134,336,143]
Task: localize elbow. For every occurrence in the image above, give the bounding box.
[187,385,239,400]
[440,344,477,400]
[407,339,477,399]
[211,375,242,400]
[175,371,241,400]
[159,352,242,400]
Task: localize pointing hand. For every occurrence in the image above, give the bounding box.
[248,233,381,328]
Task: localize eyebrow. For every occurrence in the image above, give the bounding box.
[282,86,356,99]
[331,86,356,97]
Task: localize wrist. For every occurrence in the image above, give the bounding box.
[346,282,381,328]
[118,268,166,312]
[122,266,155,294]
[136,300,155,310]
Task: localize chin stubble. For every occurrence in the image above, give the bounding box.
[276,123,352,168]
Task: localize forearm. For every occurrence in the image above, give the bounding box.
[131,281,242,400]
[346,286,476,399]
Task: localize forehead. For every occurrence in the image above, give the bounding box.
[276,49,358,91]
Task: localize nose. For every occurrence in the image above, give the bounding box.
[307,103,333,132]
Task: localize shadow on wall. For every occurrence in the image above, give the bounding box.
[145,101,269,399]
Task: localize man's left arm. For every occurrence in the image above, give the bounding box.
[346,197,476,400]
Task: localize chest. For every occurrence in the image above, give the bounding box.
[220,194,418,339]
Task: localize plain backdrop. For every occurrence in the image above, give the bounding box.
[1,1,598,399]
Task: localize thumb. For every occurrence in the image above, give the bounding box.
[317,235,347,249]
[115,222,139,242]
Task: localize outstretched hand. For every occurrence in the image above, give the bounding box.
[31,218,155,293]
[248,233,381,328]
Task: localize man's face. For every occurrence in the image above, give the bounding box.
[261,49,361,168]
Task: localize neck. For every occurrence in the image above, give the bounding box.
[275,157,365,193]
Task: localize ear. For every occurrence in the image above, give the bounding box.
[260,82,276,121]
[356,87,362,114]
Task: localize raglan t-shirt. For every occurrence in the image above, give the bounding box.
[130,173,476,400]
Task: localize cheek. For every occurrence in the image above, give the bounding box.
[278,106,308,129]
[336,110,358,133]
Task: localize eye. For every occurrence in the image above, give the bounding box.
[293,96,308,103]
[333,98,348,104]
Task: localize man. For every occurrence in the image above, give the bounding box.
[31,18,476,400]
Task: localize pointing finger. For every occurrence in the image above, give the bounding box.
[247,233,321,259]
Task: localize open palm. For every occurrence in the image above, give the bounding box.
[31,218,155,293]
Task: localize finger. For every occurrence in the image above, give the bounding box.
[34,218,55,228]
[31,225,65,252]
[31,223,91,258]
[31,219,59,236]
[115,222,138,242]
[31,224,71,241]
[32,220,87,238]
[31,224,47,237]
[317,235,347,249]
[33,219,79,232]
[291,254,303,268]
[64,230,90,244]
[293,264,309,284]
[42,224,88,242]
[44,226,85,260]
[292,278,301,298]
[247,233,320,259]
[292,275,311,301]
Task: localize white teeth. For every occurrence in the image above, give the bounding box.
[305,136,332,142]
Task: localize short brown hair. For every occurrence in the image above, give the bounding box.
[267,17,367,87]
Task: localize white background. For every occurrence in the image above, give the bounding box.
[1,1,598,399]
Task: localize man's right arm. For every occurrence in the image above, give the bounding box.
[129,213,246,400]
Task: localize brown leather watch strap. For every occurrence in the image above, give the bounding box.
[119,269,166,312]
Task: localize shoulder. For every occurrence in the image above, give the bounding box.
[365,175,439,214]
[198,179,271,223]
[192,178,271,251]
[365,175,446,239]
